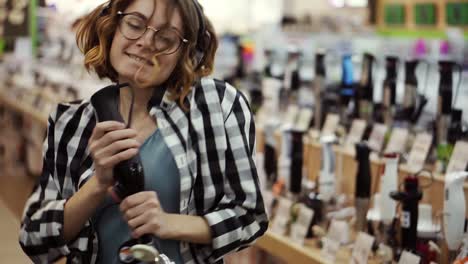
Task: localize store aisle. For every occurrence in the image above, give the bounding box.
[0,166,34,263]
[0,199,32,263]
[0,167,66,264]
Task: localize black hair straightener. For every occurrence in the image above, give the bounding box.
[90,83,145,202]
[91,83,174,263]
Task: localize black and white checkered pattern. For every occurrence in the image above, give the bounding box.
[19,78,269,263]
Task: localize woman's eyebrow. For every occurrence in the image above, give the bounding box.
[125,11,149,21]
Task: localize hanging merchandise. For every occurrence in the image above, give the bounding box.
[367,153,400,254]
[313,51,327,130]
[443,171,468,263]
[283,47,301,92]
[436,60,463,146]
[380,153,399,225]
[374,169,442,263]
[416,204,442,263]
[299,181,324,239]
[263,122,280,188]
[358,52,376,122]
[339,53,357,128]
[354,141,372,232]
[395,60,426,124]
[289,130,305,196]
[381,56,399,126]
[318,134,337,203]
[390,175,423,253]
[410,61,430,125]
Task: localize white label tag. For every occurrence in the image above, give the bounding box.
[289,224,307,245]
[385,127,409,154]
[398,250,421,264]
[327,219,350,245]
[321,114,340,137]
[401,211,411,228]
[446,141,468,173]
[262,78,282,114]
[350,232,375,264]
[296,204,314,228]
[345,119,367,149]
[295,108,314,132]
[407,133,433,172]
[368,124,388,152]
[321,237,340,262]
[284,105,299,127]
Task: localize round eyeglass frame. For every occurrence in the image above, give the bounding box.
[116,11,189,55]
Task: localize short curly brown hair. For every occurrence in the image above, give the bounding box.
[76,0,218,108]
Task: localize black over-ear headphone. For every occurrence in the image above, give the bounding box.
[192,0,209,70]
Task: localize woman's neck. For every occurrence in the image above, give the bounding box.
[119,85,154,125]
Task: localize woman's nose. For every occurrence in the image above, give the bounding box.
[135,27,156,50]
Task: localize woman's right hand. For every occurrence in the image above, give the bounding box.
[88,121,141,190]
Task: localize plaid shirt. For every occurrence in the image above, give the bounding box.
[19,78,268,264]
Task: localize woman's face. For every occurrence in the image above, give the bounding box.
[110,0,184,88]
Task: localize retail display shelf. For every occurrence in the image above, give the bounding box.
[255,230,326,264]
[0,89,48,126]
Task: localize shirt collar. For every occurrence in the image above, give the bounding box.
[147,84,176,112]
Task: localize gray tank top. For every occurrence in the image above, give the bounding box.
[93,129,183,263]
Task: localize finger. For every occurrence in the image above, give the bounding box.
[97,148,139,169]
[95,128,138,149]
[120,191,157,212]
[123,197,160,221]
[127,210,153,230]
[94,138,140,160]
[132,223,157,239]
[90,121,125,142]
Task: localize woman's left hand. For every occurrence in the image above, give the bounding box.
[120,191,172,239]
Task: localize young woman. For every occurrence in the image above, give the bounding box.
[19,0,268,263]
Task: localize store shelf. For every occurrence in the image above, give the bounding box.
[255,231,326,264]
[0,89,48,126]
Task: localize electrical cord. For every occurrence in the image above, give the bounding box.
[414,169,434,189]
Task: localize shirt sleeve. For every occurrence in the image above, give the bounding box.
[201,88,269,262]
[18,105,95,263]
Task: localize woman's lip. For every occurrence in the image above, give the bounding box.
[125,53,154,66]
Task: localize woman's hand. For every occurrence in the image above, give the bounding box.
[120,191,172,239]
[88,121,141,190]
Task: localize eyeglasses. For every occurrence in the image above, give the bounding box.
[117,11,188,55]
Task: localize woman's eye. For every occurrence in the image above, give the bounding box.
[128,22,144,29]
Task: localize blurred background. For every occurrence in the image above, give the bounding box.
[0,0,467,263]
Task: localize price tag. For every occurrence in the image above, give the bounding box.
[368,124,388,153]
[289,224,308,245]
[262,78,282,114]
[321,237,340,262]
[284,105,299,127]
[385,127,409,154]
[406,133,432,172]
[295,108,313,132]
[350,232,375,264]
[398,250,421,264]
[345,119,367,149]
[288,204,314,244]
[327,219,350,245]
[446,141,468,173]
[270,198,292,235]
[321,114,339,136]
[296,204,314,228]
